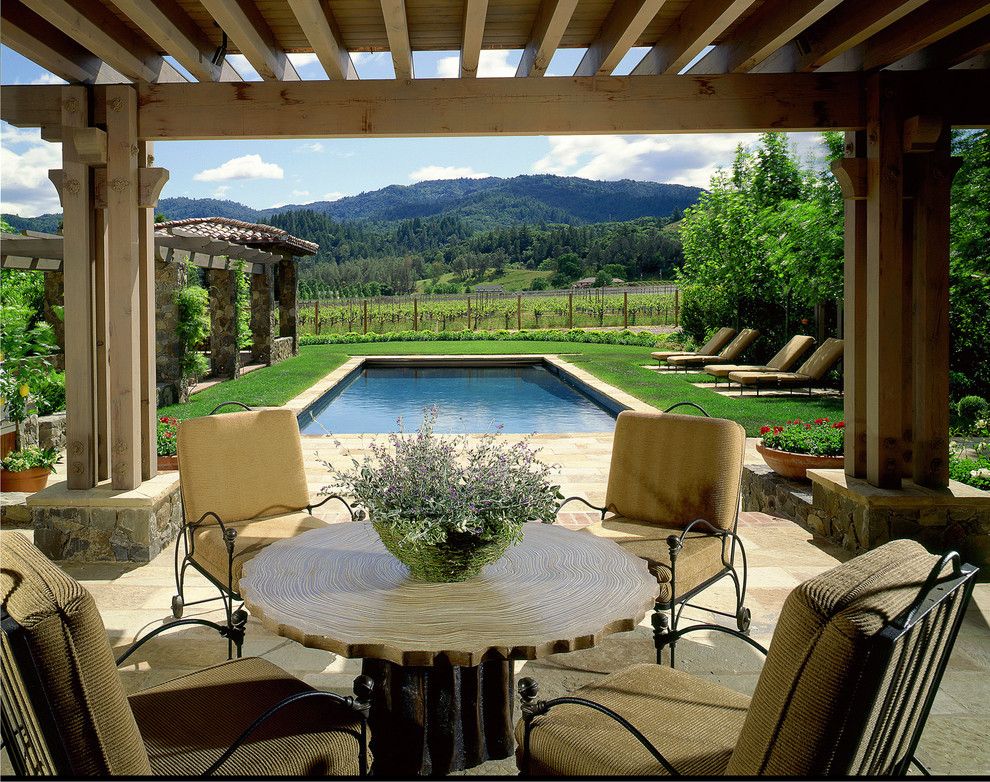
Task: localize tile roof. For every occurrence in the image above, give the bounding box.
[155,217,318,256]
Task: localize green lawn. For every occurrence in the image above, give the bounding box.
[160,341,844,435]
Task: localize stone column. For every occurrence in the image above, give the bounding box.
[155,259,187,404]
[278,257,298,356]
[207,268,241,378]
[251,265,275,365]
[43,271,65,352]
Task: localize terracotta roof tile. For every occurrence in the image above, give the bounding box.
[155,217,318,255]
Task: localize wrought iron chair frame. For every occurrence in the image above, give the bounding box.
[558,402,749,667]
[516,552,977,777]
[1,605,373,777]
[171,402,359,659]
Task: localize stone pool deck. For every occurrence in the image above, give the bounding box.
[4,433,988,776]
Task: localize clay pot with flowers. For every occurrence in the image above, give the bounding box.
[756,417,845,481]
[1,370,61,493]
[157,416,180,471]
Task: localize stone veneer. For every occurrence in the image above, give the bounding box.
[155,259,188,403]
[207,268,241,378]
[28,473,182,563]
[251,265,275,365]
[271,336,294,365]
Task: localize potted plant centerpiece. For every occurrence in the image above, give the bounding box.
[326,411,561,582]
[157,416,180,471]
[756,418,845,480]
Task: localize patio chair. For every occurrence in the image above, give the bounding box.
[0,531,373,777]
[172,402,358,657]
[514,538,978,777]
[665,328,761,370]
[704,334,815,387]
[728,337,844,396]
[559,409,749,668]
[650,327,735,367]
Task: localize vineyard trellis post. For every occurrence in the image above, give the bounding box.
[674,289,679,326]
[517,294,522,330]
[413,297,419,331]
[568,293,573,329]
[363,300,368,334]
[623,291,628,329]
[314,300,320,335]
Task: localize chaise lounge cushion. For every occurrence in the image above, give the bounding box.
[130,657,367,777]
[651,327,735,362]
[191,511,327,590]
[583,517,727,603]
[667,329,760,367]
[517,663,749,776]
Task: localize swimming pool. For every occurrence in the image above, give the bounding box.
[297,362,620,434]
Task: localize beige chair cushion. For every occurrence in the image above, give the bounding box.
[726,370,782,387]
[517,663,750,776]
[767,334,816,371]
[668,329,760,367]
[651,327,735,361]
[795,337,843,380]
[178,409,310,525]
[583,517,728,603]
[705,363,769,378]
[727,539,938,776]
[191,511,327,590]
[604,411,746,533]
[130,657,367,776]
[0,532,153,776]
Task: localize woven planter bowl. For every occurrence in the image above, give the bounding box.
[756,442,844,481]
[372,518,515,582]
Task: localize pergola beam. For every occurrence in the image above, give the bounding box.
[133,73,870,139]
[516,0,579,77]
[885,16,990,72]
[862,0,990,71]
[286,0,358,80]
[459,0,490,78]
[631,0,753,76]
[574,0,669,76]
[199,0,301,81]
[111,0,243,82]
[380,0,414,79]
[689,0,843,74]
[19,0,187,83]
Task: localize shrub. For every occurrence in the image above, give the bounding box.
[33,371,66,416]
[299,328,666,349]
[157,416,179,456]
[759,418,845,457]
[1,445,61,474]
[175,283,210,380]
[949,454,990,491]
[957,395,988,426]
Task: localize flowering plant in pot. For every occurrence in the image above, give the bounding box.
[757,417,845,480]
[156,416,180,470]
[324,410,562,582]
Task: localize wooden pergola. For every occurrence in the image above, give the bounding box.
[1,0,988,495]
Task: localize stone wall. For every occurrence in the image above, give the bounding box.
[155,259,188,403]
[741,463,815,530]
[272,336,294,365]
[251,265,275,365]
[38,412,66,451]
[278,258,298,355]
[207,268,241,378]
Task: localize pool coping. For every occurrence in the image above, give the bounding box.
[283,354,658,434]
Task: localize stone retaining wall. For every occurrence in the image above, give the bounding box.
[272,336,294,365]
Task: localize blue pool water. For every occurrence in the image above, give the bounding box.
[298,365,619,434]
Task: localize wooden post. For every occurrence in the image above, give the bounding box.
[568,292,573,329]
[833,132,869,479]
[137,140,157,481]
[363,299,368,334]
[93,210,110,482]
[105,85,142,490]
[517,294,522,330]
[413,297,418,331]
[623,291,628,329]
[911,124,959,487]
[59,86,97,489]
[314,299,321,335]
[865,74,905,489]
[674,288,679,326]
[466,296,472,330]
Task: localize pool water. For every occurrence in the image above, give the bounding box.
[297,365,619,434]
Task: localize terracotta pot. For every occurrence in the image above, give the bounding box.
[756,442,843,481]
[157,454,179,472]
[0,466,51,493]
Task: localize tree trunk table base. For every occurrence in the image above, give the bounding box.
[362,657,514,776]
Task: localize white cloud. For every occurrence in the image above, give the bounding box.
[194,154,284,182]
[0,125,62,216]
[408,165,491,182]
[322,192,346,201]
[291,189,310,198]
[532,133,826,188]
[226,54,261,81]
[435,50,518,78]
[31,73,67,85]
[213,185,230,198]
[288,53,320,70]
[299,142,324,153]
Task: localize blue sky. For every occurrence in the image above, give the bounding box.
[1,45,826,217]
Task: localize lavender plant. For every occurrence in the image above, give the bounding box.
[323,409,562,580]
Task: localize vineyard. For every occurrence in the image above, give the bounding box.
[297,285,679,336]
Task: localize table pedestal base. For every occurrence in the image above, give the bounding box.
[362,657,514,776]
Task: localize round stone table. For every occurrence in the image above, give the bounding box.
[240,521,658,776]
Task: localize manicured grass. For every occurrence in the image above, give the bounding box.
[161,340,844,435]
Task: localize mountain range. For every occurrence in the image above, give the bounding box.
[3,175,703,234]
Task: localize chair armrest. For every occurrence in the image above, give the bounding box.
[204,675,374,777]
[209,401,252,415]
[665,623,768,656]
[115,618,236,667]
[309,494,365,521]
[557,496,607,519]
[662,401,710,416]
[517,678,677,776]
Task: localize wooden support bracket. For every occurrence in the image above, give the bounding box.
[903,115,944,153]
[830,158,867,200]
[138,167,169,207]
[65,127,107,165]
[47,169,65,207]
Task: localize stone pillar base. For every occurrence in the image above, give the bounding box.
[27,472,182,562]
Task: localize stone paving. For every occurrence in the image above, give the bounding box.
[3,435,988,776]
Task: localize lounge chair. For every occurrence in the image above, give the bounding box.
[728,337,844,396]
[665,328,760,370]
[704,334,815,387]
[559,410,749,667]
[651,327,735,367]
[514,539,977,777]
[0,531,373,777]
[172,403,357,656]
